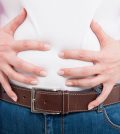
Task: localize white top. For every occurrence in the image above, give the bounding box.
[1,0,120,91]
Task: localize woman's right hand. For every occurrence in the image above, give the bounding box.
[0,9,51,101]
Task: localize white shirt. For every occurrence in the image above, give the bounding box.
[1,0,120,91]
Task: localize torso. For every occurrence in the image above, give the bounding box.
[1,0,120,91]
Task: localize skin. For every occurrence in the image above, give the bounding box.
[58,21,120,110]
[0,9,50,102]
[1,9,118,111]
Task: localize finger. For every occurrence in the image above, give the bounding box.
[90,20,108,47]
[12,40,51,52]
[3,8,27,35]
[66,75,105,88]
[59,49,100,62]
[58,65,101,77]
[1,64,38,85]
[0,72,17,101]
[88,83,114,110]
[8,57,47,76]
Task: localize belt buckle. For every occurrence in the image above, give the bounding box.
[31,88,41,113]
[31,87,61,114]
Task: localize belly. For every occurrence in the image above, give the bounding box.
[9,0,99,91]
[10,48,93,91]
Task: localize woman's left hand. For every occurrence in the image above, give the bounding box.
[58,21,120,110]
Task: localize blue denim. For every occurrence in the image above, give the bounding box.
[0,100,120,134]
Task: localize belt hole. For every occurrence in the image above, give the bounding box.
[23,96,26,99]
[44,100,47,105]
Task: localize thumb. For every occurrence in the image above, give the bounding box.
[90,20,108,47]
[3,8,27,35]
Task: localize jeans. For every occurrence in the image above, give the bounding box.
[0,100,120,134]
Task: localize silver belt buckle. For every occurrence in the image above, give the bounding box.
[31,88,41,113]
[31,87,61,114]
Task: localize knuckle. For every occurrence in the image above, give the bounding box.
[78,51,86,59]
[36,44,44,50]
[22,41,30,49]
[37,42,44,49]
[72,80,86,87]
[92,56,98,61]
[81,69,89,76]
[35,42,40,47]
[32,68,40,74]
[23,77,31,83]
[71,81,76,86]
[7,71,13,78]
[16,60,24,68]
[73,80,80,86]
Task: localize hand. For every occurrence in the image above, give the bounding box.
[0,9,51,101]
[58,21,120,110]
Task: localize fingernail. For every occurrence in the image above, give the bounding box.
[12,96,17,102]
[66,81,73,86]
[40,71,47,76]
[31,80,38,85]
[58,52,64,58]
[88,105,94,110]
[58,70,64,75]
[44,44,51,50]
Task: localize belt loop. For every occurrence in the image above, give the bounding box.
[94,84,104,113]
[62,90,69,114]
[62,90,65,114]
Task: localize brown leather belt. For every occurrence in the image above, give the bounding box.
[0,83,120,114]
